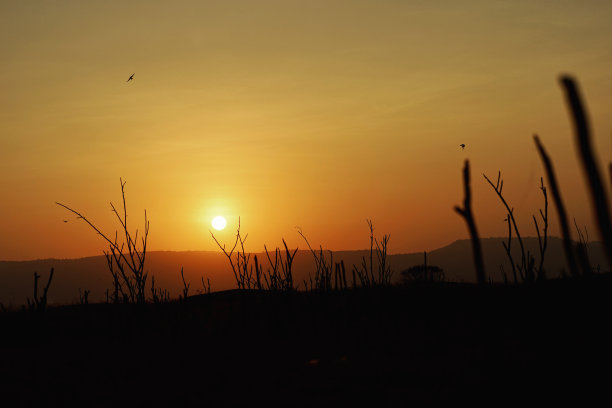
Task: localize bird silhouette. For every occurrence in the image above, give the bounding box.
[127,73,135,82]
[460,144,466,150]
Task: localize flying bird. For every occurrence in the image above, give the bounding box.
[460,144,466,150]
[127,73,135,82]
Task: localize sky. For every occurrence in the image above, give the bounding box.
[1,0,612,260]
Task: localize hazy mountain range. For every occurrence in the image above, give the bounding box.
[0,237,606,306]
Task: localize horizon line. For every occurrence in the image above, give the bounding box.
[0,235,599,263]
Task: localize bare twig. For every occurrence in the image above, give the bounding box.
[210,217,243,289]
[483,171,528,281]
[180,267,190,299]
[367,219,374,284]
[501,213,518,284]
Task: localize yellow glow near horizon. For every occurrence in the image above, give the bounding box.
[212,216,227,231]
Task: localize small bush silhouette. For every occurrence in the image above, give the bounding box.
[401,265,444,284]
[400,252,444,284]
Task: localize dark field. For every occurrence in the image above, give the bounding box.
[2,275,611,406]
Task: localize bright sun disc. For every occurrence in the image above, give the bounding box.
[212,216,227,231]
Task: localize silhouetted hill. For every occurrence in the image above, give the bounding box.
[0,237,606,306]
[2,277,612,405]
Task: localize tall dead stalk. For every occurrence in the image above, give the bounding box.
[561,75,612,270]
[454,160,486,285]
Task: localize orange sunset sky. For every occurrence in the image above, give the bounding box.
[1,1,612,260]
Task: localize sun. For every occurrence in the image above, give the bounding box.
[212,215,227,231]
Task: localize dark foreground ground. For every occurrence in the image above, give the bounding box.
[2,275,612,406]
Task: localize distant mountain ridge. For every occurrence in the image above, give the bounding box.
[0,237,606,306]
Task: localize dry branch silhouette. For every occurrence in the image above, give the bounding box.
[483,171,530,281]
[56,178,149,303]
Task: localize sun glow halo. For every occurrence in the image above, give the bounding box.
[212,216,227,231]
